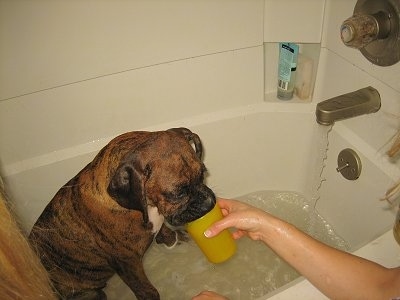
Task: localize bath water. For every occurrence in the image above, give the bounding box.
[104,191,348,300]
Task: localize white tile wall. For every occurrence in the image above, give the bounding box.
[313,0,400,248]
[322,0,400,93]
[314,49,400,154]
[0,47,264,170]
[0,0,266,174]
[314,0,400,161]
[0,0,264,100]
[1,0,400,246]
[264,0,326,43]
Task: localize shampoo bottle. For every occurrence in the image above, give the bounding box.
[277,42,299,100]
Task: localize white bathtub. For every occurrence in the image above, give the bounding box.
[3,102,399,299]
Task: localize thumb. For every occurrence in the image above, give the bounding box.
[204,218,232,238]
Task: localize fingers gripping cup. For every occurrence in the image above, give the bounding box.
[186,203,236,264]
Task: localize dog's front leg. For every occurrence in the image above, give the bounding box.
[113,258,159,300]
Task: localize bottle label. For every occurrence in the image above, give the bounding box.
[278,43,299,91]
[278,79,289,90]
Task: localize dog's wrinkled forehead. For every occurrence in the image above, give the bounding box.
[144,132,203,177]
[114,131,203,180]
[139,131,197,161]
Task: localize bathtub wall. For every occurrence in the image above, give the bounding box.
[313,0,400,249]
[1,0,400,245]
[0,0,327,229]
[0,1,264,228]
[0,0,265,171]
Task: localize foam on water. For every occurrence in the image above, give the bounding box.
[104,191,348,300]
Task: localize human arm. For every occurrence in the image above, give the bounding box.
[201,198,400,300]
[192,291,228,300]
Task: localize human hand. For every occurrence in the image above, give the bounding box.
[204,198,271,242]
[191,290,229,300]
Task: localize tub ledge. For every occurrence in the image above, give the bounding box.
[266,229,398,300]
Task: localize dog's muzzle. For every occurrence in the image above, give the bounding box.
[167,186,216,226]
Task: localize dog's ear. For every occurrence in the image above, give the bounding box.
[168,127,203,160]
[107,163,152,226]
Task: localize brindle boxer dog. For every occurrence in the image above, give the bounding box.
[29,128,216,300]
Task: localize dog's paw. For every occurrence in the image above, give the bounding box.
[155,225,177,247]
[163,231,179,249]
[155,225,190,249]
[163,230,190,249]
[176,230,190,243]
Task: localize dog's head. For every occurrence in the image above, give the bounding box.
[107,128,216,228]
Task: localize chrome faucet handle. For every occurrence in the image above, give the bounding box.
[340,12,390,49]
[340,0,399,66]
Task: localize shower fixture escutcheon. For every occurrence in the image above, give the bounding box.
[316,86,381,126]
[340,0,400,66]
[337,148,362,180]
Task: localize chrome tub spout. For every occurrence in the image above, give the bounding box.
[316,86,381,126]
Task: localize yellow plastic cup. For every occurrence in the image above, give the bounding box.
[186,203,236,264]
